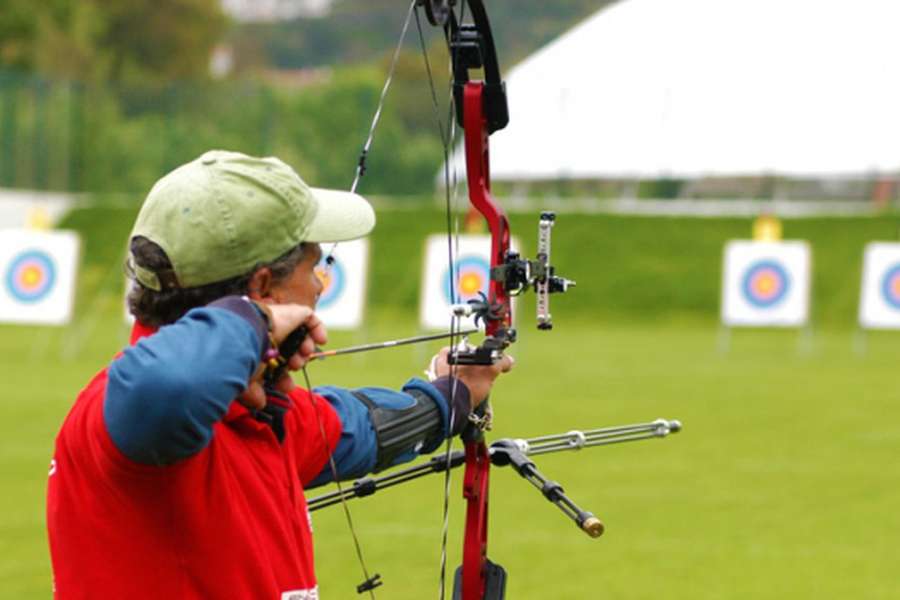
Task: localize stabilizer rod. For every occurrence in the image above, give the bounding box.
[512,419,682,456]
[490,439,604,537]
[308,451,466,512]
[307,419,681,514]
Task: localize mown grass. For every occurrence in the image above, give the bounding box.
[0,204,898,598]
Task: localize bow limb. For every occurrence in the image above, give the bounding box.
[426,2,572,597]
[463,82,511,338]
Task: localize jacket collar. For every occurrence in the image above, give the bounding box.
[129,320,157,345]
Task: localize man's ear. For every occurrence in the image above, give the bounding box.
[247,268,274,301]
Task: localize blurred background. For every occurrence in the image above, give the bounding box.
[1,1,899,598]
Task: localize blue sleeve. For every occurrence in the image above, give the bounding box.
[104,305,263,465]
[307,379,451,487]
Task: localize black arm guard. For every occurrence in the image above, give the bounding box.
[351,390,444,473]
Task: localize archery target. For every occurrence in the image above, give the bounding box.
[881,265,900,310]
[741,261,790,308]
[0,229,80,325]
[421,234,519,331]
[441,255,491,305]
[859,243,900,329]
[316,255,346,311]
[721,240,810,327]
[312,239,368,329]
[6,250,56,303]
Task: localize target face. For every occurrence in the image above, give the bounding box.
[0,230,80,325]
[721,240,810,328]
[880,264,900,310]
[741,260,790,308]
[5,250,56,303]
[315,257,346,310]
[859,243,900,329]
[442,255,490,304]
[308,239,368,329]
[421,234,519,331]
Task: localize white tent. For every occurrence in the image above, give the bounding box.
[447,0,900,181]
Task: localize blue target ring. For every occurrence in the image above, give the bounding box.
[880,264,900,310]
[315,258,345,310]
[442,256,490,304]
[741,260,790,308]
[5,250,56,303]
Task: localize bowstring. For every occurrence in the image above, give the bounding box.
[301,368,378,599]
[411,2,469,598]
[302,4,420,597]
[320,0,419,276]
[312,2,470,597]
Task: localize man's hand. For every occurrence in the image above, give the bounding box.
[427,346,514,410]
[239,304,328,410]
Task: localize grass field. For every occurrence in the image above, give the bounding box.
[1,205,898,598]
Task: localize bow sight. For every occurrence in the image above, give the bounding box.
[501,211,576,331]
[428,0,574,367]
[450,211,576,365]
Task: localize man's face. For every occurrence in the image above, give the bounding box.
[269,243,324,308]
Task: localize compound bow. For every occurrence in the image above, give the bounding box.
[420,2,577,598]
[307,2,682,599]
[378,0,583,597]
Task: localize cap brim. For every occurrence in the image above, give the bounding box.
[305,188,376,243]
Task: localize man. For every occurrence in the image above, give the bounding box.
[47,150,512,599]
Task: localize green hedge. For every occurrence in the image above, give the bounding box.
[58,201,900,329]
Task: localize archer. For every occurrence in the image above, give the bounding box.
[46,149,513,599]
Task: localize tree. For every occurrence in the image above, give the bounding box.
[0,0,227,82]
[100,0,227,82]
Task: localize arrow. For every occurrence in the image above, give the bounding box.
[311,329,480,360]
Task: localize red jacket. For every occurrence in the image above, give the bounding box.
[47,324,340,599]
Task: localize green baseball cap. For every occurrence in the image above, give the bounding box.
[129,150,375,290]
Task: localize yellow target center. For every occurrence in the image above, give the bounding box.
[755,273,776,295]
[21,265,42,289]
[459,272,482,296]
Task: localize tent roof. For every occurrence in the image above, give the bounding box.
[447,0,900,180]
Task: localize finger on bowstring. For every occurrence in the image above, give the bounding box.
[275,372,298,395]
[240,382,267,411]
[287,353,305,370]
